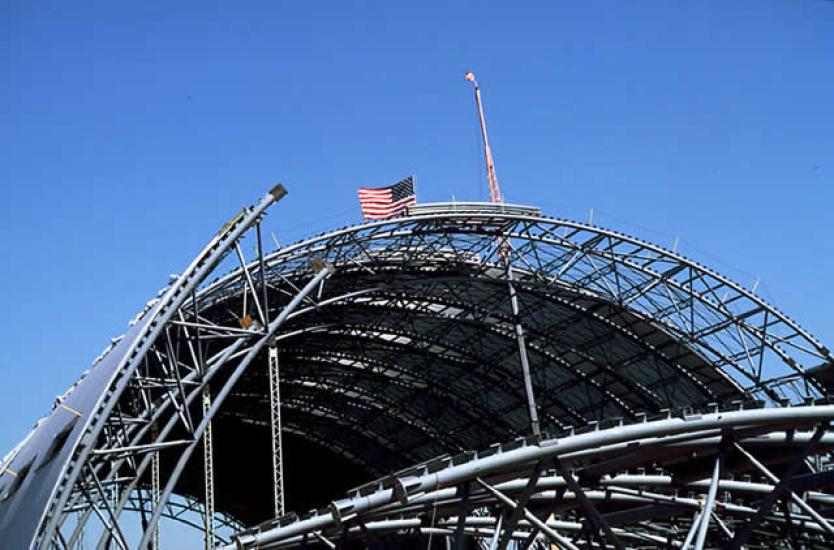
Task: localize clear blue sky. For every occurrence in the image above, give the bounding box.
[1,0,832,462]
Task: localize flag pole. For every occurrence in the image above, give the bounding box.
[465,71,502,205]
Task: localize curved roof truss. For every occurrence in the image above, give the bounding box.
[0,196,832,549]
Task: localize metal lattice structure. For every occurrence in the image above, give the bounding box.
[1,191,833,549]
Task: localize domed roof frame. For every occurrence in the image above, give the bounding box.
[0,192,831,548]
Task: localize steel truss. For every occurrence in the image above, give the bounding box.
[202,202,834,475]
[229,404,834,549]
[241,202,831,404]
[1,198,833,549]
[0,184,333,548]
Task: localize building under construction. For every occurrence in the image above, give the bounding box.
[2,75,834,549]
[1,187,834,549]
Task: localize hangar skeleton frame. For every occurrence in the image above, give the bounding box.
[1,191,833,549]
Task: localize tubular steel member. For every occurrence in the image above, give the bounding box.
[732,440,834,535]
[70,276,385,549]
[476,478,580,550]
[0,184,289,548]
[226,405,834,549]
[84,335,258,549]
[2,194,834,549]
[692,448,723,550]
[87,265,334,548]
[506,263,541,436]
[186,199,834,484]
[222,202,832,408]
[136,264,335,549]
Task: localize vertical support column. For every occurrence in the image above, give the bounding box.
[202,386,216,549]
[269,344,285,517]
[506,263,540,436]
[151,450,160,550]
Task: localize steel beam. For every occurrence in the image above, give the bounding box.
[138,265,333,549]
[202,386,216,550]
[506,264,540,436]
[475,478,580,550]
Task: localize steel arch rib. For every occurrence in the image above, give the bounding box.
[53,286,401,544]
[24,186,288,548]
[3,201,833,549]
[215,264,741,429]
[228,210,829,401]
[312,280,722,411]
[226,405,834,549]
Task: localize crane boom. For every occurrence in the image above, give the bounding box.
[466,72,502,204]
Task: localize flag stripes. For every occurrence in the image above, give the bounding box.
[358,177,416,220]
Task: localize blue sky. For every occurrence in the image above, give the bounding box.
[1,0,832,467]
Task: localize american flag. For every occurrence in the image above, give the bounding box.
[358,176,416,220]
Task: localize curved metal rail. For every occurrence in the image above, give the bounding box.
[228,404,834,549]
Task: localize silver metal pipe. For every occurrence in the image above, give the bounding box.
[693,451,722,549]
[227,406,834,549]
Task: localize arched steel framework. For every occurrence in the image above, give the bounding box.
[230,404,834,550]
[1,193,832,549]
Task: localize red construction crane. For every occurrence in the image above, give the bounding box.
[466,71,503,205]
